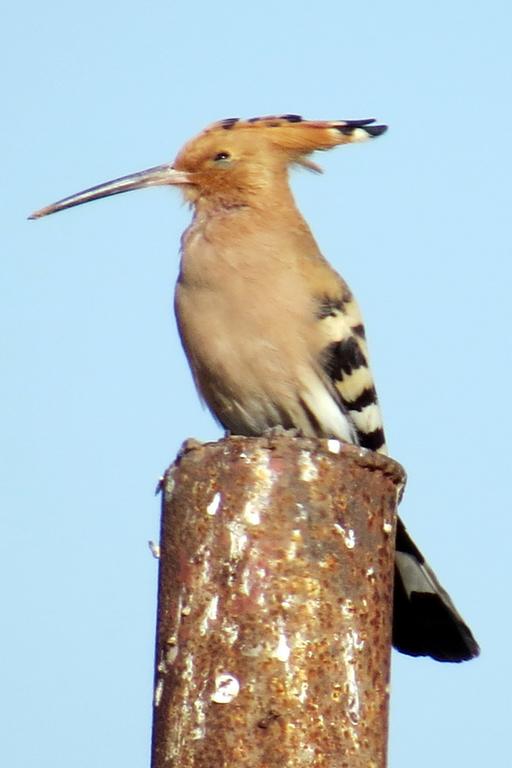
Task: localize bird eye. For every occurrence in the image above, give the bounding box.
[213,151,231,162]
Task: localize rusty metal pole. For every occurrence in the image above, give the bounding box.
[151,435,405,768]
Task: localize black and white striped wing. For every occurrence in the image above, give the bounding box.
[317,292,387,452]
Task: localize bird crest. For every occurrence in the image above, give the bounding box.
[204,114,386,146]
[170,114,388,179]
[181,114,386,165]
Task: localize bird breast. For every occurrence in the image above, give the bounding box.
[174,213,334,435]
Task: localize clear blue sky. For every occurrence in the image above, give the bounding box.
[3,1,510,765]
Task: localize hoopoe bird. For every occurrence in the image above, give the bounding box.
[30,114,479,662]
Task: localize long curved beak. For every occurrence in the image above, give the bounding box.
[29,164,193,220]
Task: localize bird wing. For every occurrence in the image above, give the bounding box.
[315,286,387,452]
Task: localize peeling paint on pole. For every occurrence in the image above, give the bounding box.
[151,435,405,768]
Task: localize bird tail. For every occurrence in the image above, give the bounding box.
[393,517,480,662]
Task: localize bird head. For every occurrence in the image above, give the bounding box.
[29,115,387,219]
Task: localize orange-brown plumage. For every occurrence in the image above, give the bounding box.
[29,114,479,662]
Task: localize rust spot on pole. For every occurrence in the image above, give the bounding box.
[151,435,405,768]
